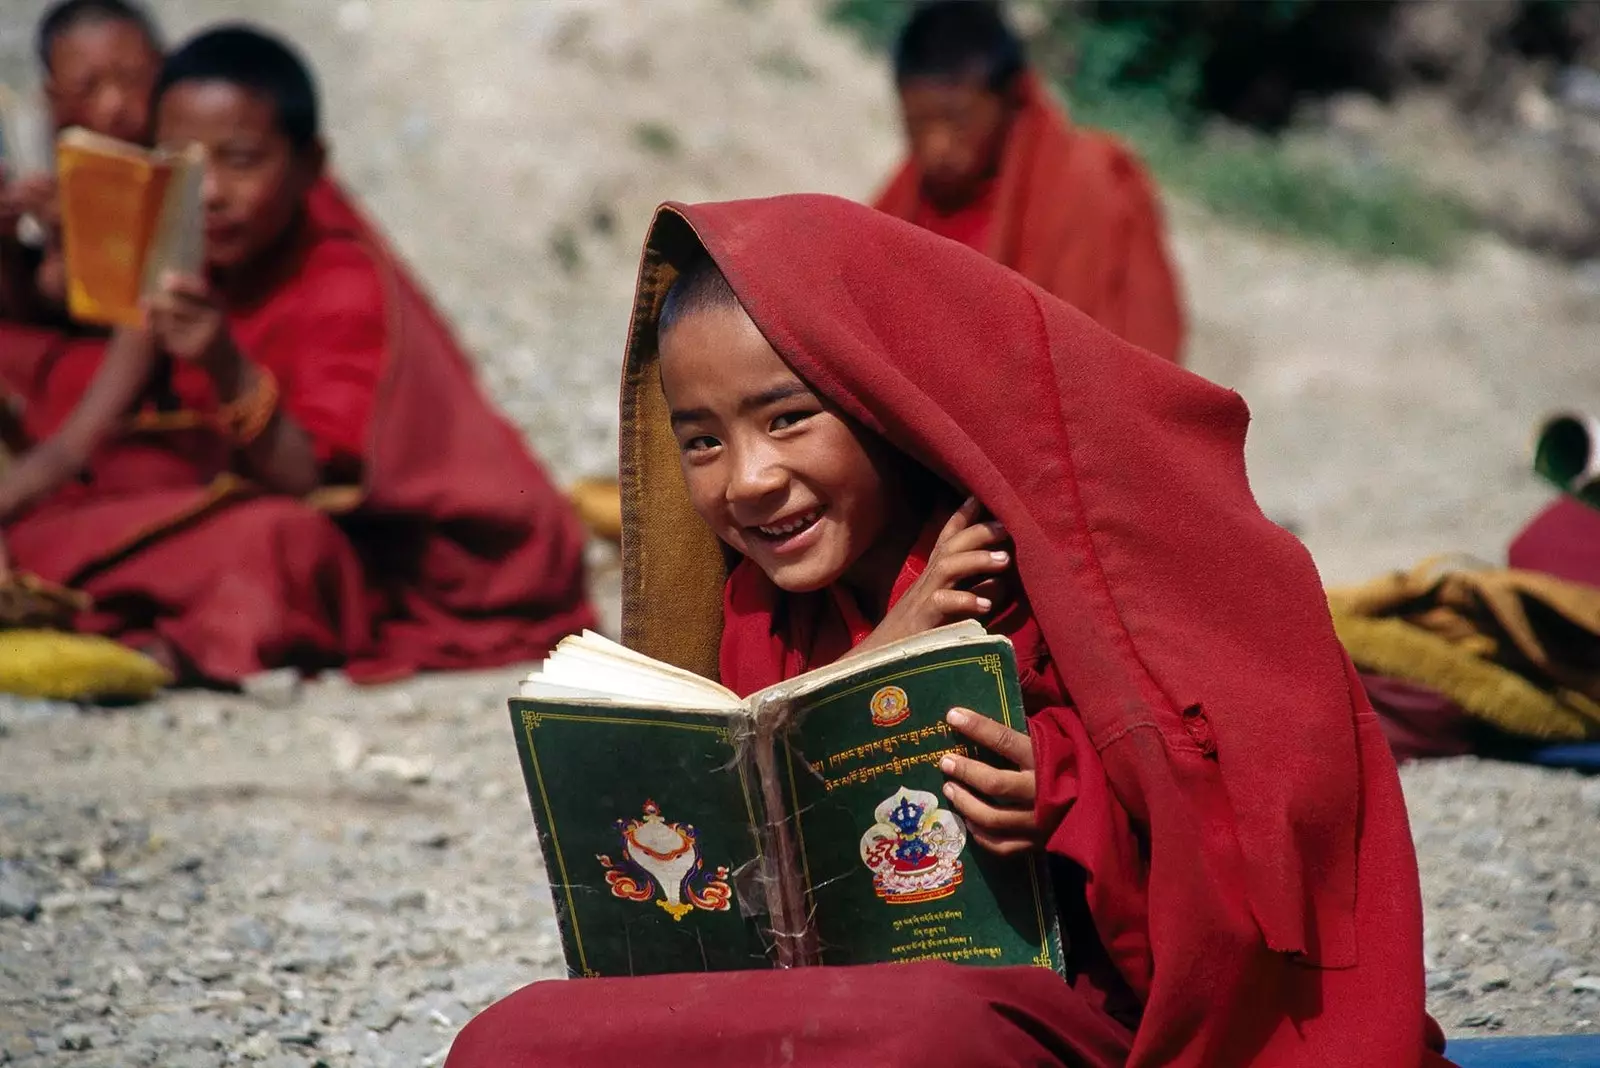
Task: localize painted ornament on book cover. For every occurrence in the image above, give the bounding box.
[859,786,967,904]
[597,800,733,921]
[870,685,911,728]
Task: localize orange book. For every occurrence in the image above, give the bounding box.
[55,127,203,328]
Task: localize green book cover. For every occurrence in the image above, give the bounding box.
[508,621,1065,979]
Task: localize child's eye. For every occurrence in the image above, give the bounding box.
[681,434,720,455]
[770,410,817,432]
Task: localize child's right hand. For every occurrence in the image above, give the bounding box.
[856,497,1012,654]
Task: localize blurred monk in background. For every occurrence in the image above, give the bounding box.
[0,24,594,684]
[872,0,1186,363]
[0,0,163,326]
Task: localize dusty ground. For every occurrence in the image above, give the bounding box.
[3,0,1600,1064]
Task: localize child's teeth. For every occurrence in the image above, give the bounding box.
[761,510,816,536]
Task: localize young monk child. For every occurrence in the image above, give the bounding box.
[1,0,163,324]
[0,25,594,682]
[445,196,1452,1068]
[872,0,1185,363]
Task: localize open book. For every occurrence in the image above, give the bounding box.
[55,128,204,327]
[508,620,1064,978]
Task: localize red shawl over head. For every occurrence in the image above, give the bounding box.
[618,196,1440,1065]
[874,74,1186,364]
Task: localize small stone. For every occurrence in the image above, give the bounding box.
[236,1031,277,1059]
[363,753,433,784]
[331,729,365,773]
[361,888,426,913]
[0,862,42,921]
[191,958,236,982]
[259,1056,313,1068]
[1471,963,1512,991]
[41,840,81,864]
[127,1011,229,1050]
[356,995,404,1033]
[1425,970,1455,992]
[224,916,277,953]
[171,854,204,874]
[79,993,111,1016]
[40,888,120,912]
[406,933,442,959]
[1579,777,1600,818]
[155,902,187,924]
[274,940,354,976]
[1460,1011,1502,1028]
[57,1024,95,1050]
[412,828,453,850]
[1519,946,1572,985]
[275,1023,318,1048]
[242,668,302,708]
[238,973,278,998]
[1574,975,1600,995]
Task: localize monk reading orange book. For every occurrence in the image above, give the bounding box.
[0,25,594,683]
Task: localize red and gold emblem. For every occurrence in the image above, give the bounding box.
[869,685,910,728]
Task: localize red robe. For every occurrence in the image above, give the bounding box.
[874,74,1186,364]
[0,179,594,682]
[447,196,1448,1066]
[1508,496,1600,589]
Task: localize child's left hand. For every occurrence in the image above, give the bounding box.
[145,272,234,370]
[938,706,1042,856]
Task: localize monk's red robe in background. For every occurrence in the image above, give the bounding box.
[447,196,1447,1067]
[1509,497,1600,589]
[874,74,1186,363]
[0,178,594,682]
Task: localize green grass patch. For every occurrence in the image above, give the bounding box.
[1075,97,1473,266]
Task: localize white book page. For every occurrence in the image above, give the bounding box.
[140,146,204,298]
[518,630,741,709]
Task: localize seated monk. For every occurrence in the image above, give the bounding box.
[0,25,595,683]
[445,197,1449,1066]
[871,1,1185,363]
[0,0,163,330]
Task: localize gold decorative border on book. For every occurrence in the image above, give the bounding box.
[520,709,754,977]
[780,653,1054,973]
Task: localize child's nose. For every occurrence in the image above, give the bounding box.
[725,452,786,504]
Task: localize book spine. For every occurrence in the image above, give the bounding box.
[745,696,820,967]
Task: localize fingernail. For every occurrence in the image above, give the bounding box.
[990,551,1008,563]
[946,709,968,727]
[942,783,956,799]
[974,597,992,612]
[939,756,956,773]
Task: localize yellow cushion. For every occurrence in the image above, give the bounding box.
[568,477,623,545]
[0,630,172,701]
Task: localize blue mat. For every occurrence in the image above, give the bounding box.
[1515,742,1600,771]
[1448,1034,1600,1066]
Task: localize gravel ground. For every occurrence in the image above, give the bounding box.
[3,0,1600,1062]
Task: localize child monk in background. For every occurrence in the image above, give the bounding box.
[0,0,163,324]
[0,25,594,682]
[872,1,1185,363]
[447,196,1450,1067]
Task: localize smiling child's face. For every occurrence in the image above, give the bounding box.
[659,301,905,595]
